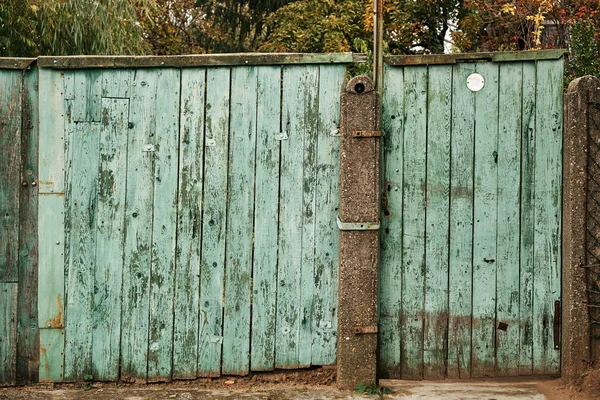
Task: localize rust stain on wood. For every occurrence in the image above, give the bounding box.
[43,295,64,328]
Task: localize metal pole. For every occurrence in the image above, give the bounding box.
[373,0,384,90]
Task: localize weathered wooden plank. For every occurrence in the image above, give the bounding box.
[423,65,452,380]
[447,63,476,379]
[102,69,132,98]
[173,68,205,379]
[198,67,230,377]
[250,66,281,372]
[222,66,258,375]
[147,69,180,382]
[72,70,102,122]
[299,65,320,369]
[471,62,499,378]
[37,53,357,69]
[276,66,315,369]
[92,98,129,380]
[0,283,18,385]
[121,69,157,382]
[64,122,100,380]
[64,72,74,100]
[384,50,566,66]
[532,59,563,374]
[378,65,404,379]
[37,194,65,330]
[495,62,523,376]
[0,70,23,283]
[39,328,64,382]
[311,64,345,366]
[400,66,428,380]
[16,66,40,385]
[38,68,65,194]
[0,58,35,70]
[519,62,536,375]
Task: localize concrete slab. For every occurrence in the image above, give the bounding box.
[0,379,578,400]
[381,380,546,399]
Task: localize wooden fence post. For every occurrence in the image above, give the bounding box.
[563,75,600,380]
[337,76,380,389]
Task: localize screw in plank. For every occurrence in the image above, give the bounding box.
[31,181,37,187]
[22,181,28,187]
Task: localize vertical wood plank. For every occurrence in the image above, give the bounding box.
[173,68,205,379]
[72,70,102,122]
[299,65,320,369]
[102,70,132,98]
[276,66,318,369]
[0,70,22,282]
[471,62,499,378]
[0,283,18,385]
[147,69,180,382]
[250,66,281,372]
[121,69,158,382]
[447,62,476,379]
[519,62,536,375]
[64,122,100,380]
[222,66,258,375]
[379,65,404,379]
[198,67,230,377]
[495,62,523,376]
[532,59,563,374]
[423,65,452,380]
[37,195,65,330]
[39,328,64,382]
[38,68,66,194]
[400,65,428,380]
[92,98,129,380]
[17,67,40,384]
[311,64,345,366]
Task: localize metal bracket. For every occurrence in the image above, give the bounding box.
[277,132,289,141]
[337,216,380,231]
[352,130,381,138]
[354,326,378,334]
[142,144,155,152]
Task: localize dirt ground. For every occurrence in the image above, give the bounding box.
[1,368,599,399]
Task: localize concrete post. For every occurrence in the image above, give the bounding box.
[337,76,380,390]
[562,76,600,380]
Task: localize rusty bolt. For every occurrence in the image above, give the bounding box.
[31,181,37,187]
[22,181,28,187]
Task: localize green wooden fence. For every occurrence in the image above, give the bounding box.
[0,60,39,386]
[379,54,563,379]
[32,55,348,383]
[0,51,567,385]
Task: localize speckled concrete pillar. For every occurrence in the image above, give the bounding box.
[337,76,380,390]
[562,76,600,381]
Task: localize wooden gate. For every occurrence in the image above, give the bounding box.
[35,54,348,382]
[378,52,564,379]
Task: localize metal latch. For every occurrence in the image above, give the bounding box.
[337,216,380,231]
[354,326,378,334]
[352,130,381,138]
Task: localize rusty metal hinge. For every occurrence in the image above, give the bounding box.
[354,326,378,334]
[554,300,561,350]
[352,130,381,138]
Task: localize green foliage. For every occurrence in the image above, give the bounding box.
[385,0,465,55]
[0,0,37,56]
[569,19,600,78]
[355,381,393,395]
[261,0,370,53]
[36,0,151,55]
